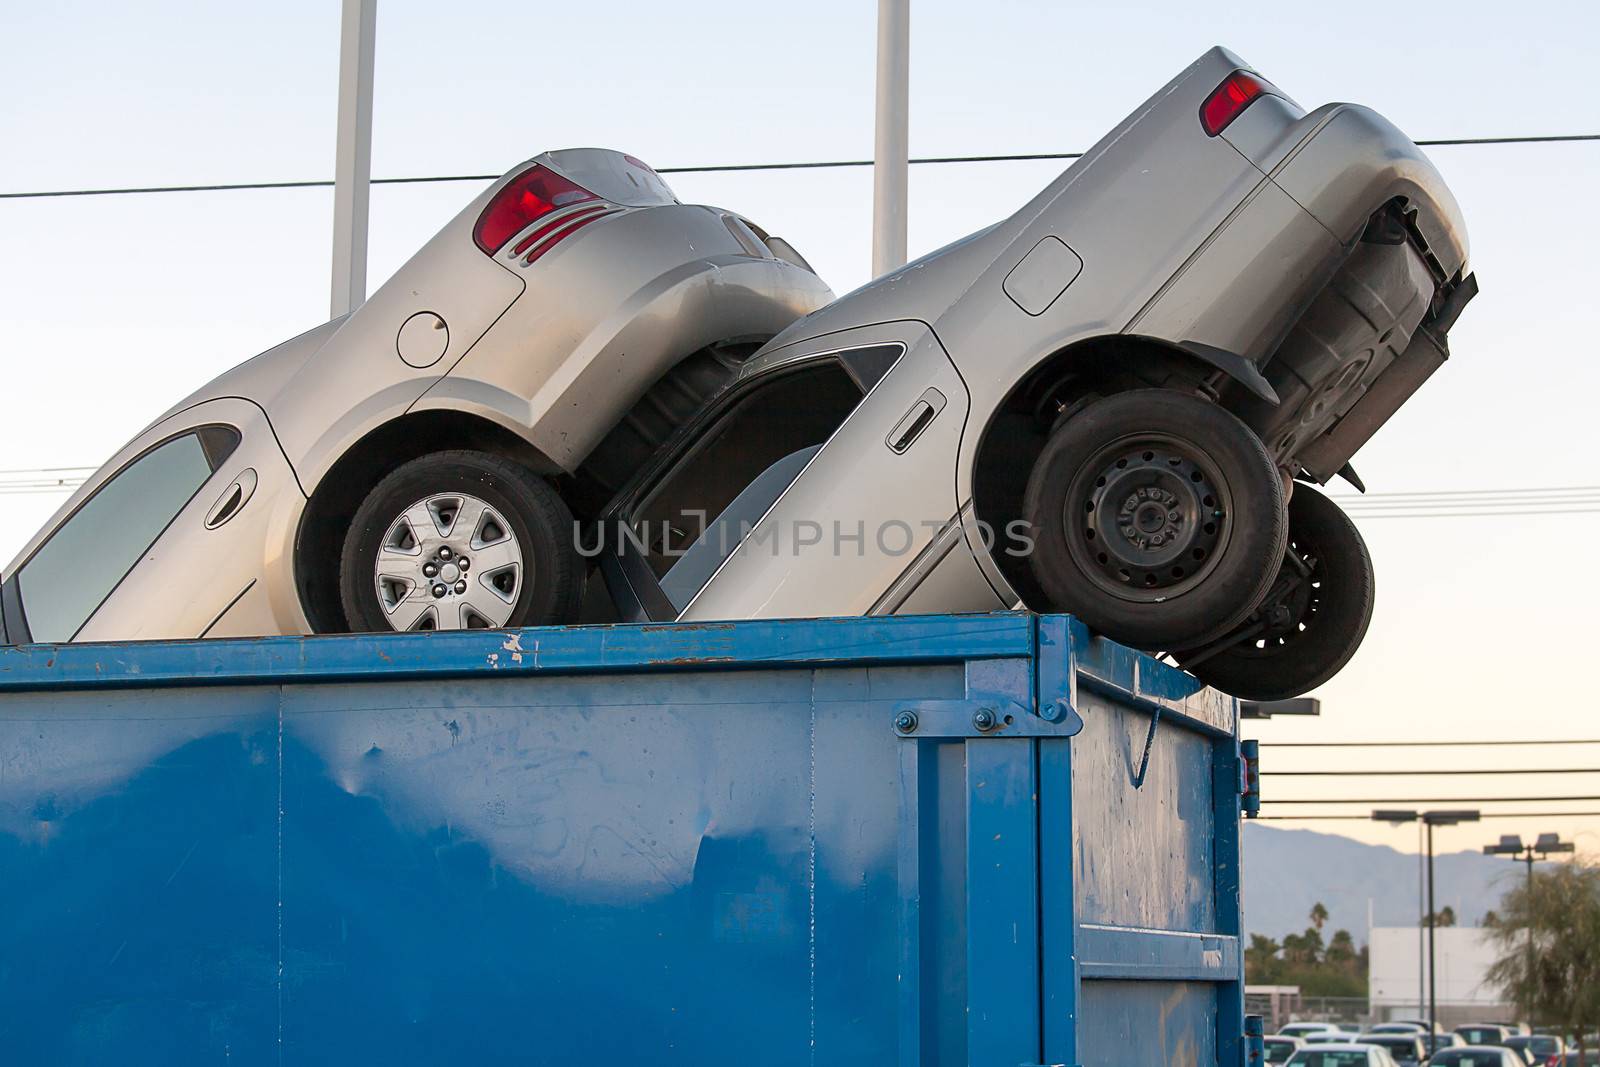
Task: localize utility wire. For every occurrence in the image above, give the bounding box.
[1265,795,1600,804]
[2,133,1596,201]
[8,477,1600,520]
[1264,739,1600,748]
[1256,811,1600,821]
[1263,768,1600,776]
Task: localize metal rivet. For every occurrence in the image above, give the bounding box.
[972,707,997,731]
[893,711,918,734]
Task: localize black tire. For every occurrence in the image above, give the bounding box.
[1180,485,1373,700]
[1021,389,1286,650]
[340,450,582,633]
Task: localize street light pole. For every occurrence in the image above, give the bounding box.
[1426,818,1437,1035]
[1375,809,1479,1035]
[331,0,377,318]
[871,0,910,276]
[1484,832,1575,1025]
[1418,820,1426,1018]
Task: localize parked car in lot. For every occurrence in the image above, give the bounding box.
[2,48,1475,705]
[1289,1044,1402,1066]
[1458,1026,1517,1048]
[1425,1033,1469,1056]
[1373,1023,1432,1035]
[1506,1034,1567,1066]
[1362,1031,1429,1066]
[1430,1048,1540,1067]
[1284,1024,1348,1040]
[1268,1035,1309,1063]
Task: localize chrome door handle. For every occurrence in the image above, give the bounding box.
[885,388,947,454]
[204,468,257,529]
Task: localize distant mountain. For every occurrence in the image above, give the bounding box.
[1242,824,1533,946]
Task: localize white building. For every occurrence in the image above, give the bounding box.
[1369,926,1513,1025]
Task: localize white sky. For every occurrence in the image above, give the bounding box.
[2,1,1597,853]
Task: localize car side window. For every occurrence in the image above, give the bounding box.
[16,426,238,642]
[627,360,864,612]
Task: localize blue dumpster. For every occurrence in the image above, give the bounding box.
[0,614,1249,1065]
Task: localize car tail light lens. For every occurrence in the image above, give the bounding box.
[1200,71,1266,136]
[473,165,599,255]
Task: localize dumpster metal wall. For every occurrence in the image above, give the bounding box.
[0,614,1245,1065]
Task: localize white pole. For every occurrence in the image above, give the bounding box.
[331,0,377,318]
[871,0,909,277]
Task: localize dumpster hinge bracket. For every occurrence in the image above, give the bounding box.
[892,697,1082,739]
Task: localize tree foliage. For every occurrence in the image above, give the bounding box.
[1485,861,1600,1058]
[1245,902,1367,997]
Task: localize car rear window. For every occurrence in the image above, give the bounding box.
[1434,1052,1509,1066]
[1288,1051,1370,1066]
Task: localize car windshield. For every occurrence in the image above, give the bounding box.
[1265,1040,1299,1064]
[1287,1051,1371,1066]
[1433,1052,1510,1066]
[1510,1037,1560,1055]
[1460,1029,1502,1044]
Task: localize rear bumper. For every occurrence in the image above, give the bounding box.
[1253,103,1470,280]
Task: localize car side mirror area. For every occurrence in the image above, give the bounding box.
[0,572,10,645]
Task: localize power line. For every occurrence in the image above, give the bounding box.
[1337,485,1600,499]
[1256,811,1600,821]
[1266,795,1600,804]
[1263,768,1600,776]
[1264,739,1600,748]
[2,133,1596,201]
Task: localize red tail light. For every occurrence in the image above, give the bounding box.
[1200,71,1266,136]
[473,165,599,255]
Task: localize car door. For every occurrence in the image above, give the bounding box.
[8,398,301,643]
[678,325,1004,620]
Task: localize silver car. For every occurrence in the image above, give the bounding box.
[595,46,1475,699]
[1289,1044,1402,1066]
[3,48,1475,703]
[0,149,829,642]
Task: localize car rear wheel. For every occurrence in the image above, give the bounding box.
[1178,484,1373,700]
[1021,389,1286,650]
[340,450,581,633]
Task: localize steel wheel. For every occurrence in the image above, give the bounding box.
[1065,432,1232,602]
[1179,484,1374,700]
[1022,389,1286,650]
[374,492,524,631]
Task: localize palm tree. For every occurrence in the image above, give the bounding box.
[1310,901,1329,931]
[1485,861,1600,1059]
